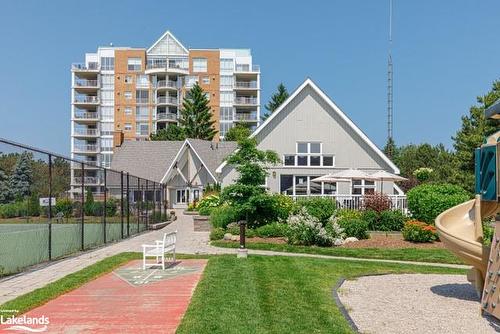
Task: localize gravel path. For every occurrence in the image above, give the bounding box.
[338,274,500,334]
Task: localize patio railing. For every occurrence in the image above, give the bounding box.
[291,194,408,213]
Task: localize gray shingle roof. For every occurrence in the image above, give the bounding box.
[110,139,237,183]
[111,141,184,183]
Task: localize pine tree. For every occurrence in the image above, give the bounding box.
[262,83,289,121]
[383,137,397,160]
[150,125,186,141]
[452,80,500,192]
[0,169,10,203]
[9,152,32,200]
[179,83,217,140]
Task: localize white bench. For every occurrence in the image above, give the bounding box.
[142,231,177,270]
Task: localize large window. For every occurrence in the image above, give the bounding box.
[220,58,234,71]
[280,174,337,196]
[220,75,234,89]
[127,58,142,71]
[136,75,149,87]
[101,90,114,104]
[185,75,198,87]
[100,57,114,71]
[220,107,233,121]
[101,74,114,89]
[101,107,113,121]
[352,180,376,195]
[192,58,207,72]
[220,122,234,137]
[136,90,148,104]
[136,122,149,136]
[100,122,114,135]
[220,92,234,105]
[283,142,335,167]
[136,106,149,119]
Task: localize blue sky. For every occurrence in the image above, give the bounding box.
[0,0,499,155]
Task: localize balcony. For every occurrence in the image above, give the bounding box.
[156,80,179,90]
[72,176,101,185]
[235,64,260,73]
[73,111,99,122]
[234,81,258,90]
[73,128,99,137]
[234,96,258,106]
[156,112,177,121]
[74,79,99,89]
[72,63,99,72]
[73,96,99,106]
[157,96,178,106]
[235,113,258,122]
[73,144,99,154]
[145,58,189,75]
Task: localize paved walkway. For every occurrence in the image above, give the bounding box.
[0,259,207,334]
[0,210,470,305]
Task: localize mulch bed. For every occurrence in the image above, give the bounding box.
[340,234,445,249]
[234,234,444,249]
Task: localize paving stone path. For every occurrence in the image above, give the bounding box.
[0,259,207,334]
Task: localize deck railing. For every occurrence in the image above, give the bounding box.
[291,194,408,213]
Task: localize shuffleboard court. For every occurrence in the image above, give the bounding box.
[0,259,207,334]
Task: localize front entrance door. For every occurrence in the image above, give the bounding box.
[175,189,189,206]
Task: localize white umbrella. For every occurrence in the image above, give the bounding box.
[332,169,380,180]
[311,174,350,183]
[369,170,408,193]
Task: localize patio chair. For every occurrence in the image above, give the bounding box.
[142,231,177,270]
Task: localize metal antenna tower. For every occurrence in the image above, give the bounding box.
[387,0,394,143]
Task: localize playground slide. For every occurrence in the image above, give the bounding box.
[435,198,497,291]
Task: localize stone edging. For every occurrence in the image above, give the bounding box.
[332,277,360,333]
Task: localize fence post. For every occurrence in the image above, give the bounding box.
[120,171,124,239]
[137,178,140,233]
[48,154,52,261]
[81,163,85,251]
[152,182,156,224]
[103,168,107,244]
[145,180,149,228]
[159,184,163,221]
[127,173,130,237]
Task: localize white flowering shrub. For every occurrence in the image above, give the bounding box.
[286,208,345,246]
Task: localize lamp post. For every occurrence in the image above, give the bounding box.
[237,218,248,258]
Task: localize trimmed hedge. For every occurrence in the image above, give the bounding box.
[407,183,470,223]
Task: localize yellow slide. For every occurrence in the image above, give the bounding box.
[435,197,498,293]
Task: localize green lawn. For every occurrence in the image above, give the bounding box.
[211,241,464,265]
[177,255,465,334]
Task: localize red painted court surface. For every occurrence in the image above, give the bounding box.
[1,259,207,334]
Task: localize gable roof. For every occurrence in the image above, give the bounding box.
[147,30,188,56]
[111,141,184,183]
[111,139,237,184]
[159,139,237,184]
[216,78,400,174]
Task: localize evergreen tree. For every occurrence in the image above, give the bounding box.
[179,83,217,140]
[150,125,186,141]
[383,137,397,160]
[452,80,500,192]
[262,83,289,121]
[84,188,95,216]
[0,169,10,203]
[224,124,251,142]
[9,152,32,200]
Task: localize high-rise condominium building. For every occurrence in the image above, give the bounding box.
[70,30,260,194]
